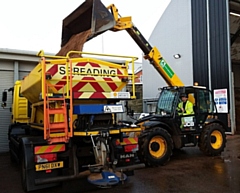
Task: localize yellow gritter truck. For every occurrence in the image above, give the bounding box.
[2,50,144,191]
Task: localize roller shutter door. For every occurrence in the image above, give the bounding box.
[0,70,13,153]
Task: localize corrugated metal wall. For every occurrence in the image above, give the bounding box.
[0,71,13,152]
[191,0,230,132]
[209,0,229,90]
[191,0,209,87]
[191,0,229,89]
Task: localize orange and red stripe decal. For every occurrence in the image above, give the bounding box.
[34,144,65,155]
[115,137,138,145]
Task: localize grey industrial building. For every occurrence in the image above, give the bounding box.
[0,0,240,152]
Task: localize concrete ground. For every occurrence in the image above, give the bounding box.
[0,134,239,193]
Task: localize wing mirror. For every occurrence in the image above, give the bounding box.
[1,90,7,108]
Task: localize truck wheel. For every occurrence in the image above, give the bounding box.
[199,123,226,156]
[138,127,173,166]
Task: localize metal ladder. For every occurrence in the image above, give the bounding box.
[42,57,73,144]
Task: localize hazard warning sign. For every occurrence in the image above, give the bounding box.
[103,105,124,113]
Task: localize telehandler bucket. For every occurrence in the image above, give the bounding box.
[61,0,115,47]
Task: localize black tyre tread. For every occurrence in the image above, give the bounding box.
[199,123,226,156]
[138,127,173,167]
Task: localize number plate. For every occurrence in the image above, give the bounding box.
[35,161,63,171]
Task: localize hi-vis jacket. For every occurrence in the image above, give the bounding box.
[178,101,194,115]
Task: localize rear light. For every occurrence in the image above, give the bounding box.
[46,170,52,173]
[35,153,57,163]
[34,144,65,163]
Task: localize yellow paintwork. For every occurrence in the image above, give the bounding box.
[106,4,133,31]
[50,133,68,138]
[74,127,142,136]
[11,81,29,123]
[146,47,184,86]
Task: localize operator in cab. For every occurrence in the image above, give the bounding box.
[177,93,194,115]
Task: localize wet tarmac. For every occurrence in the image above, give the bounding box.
[0,134,240,193]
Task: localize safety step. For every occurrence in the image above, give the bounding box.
[50,133,68,137]
[48,136,69,144]
[47,108,66,115]
[46,93,65,98]
[48,122,66,130]
[47,97,65,101]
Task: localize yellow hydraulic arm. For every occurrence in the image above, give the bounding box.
[106,4,184,86]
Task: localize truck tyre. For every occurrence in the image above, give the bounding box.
[199,123,226,156]
[138,127,173,166]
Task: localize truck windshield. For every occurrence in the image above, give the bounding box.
[156,89,178,115]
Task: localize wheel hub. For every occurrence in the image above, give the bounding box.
[151,142,160,152]
[211,136,217,143]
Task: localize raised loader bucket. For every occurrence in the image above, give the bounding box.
[61,0,115,47]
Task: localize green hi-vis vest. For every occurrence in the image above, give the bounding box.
[178,101,194,115]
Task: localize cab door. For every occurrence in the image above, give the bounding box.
[194,89,216,128]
